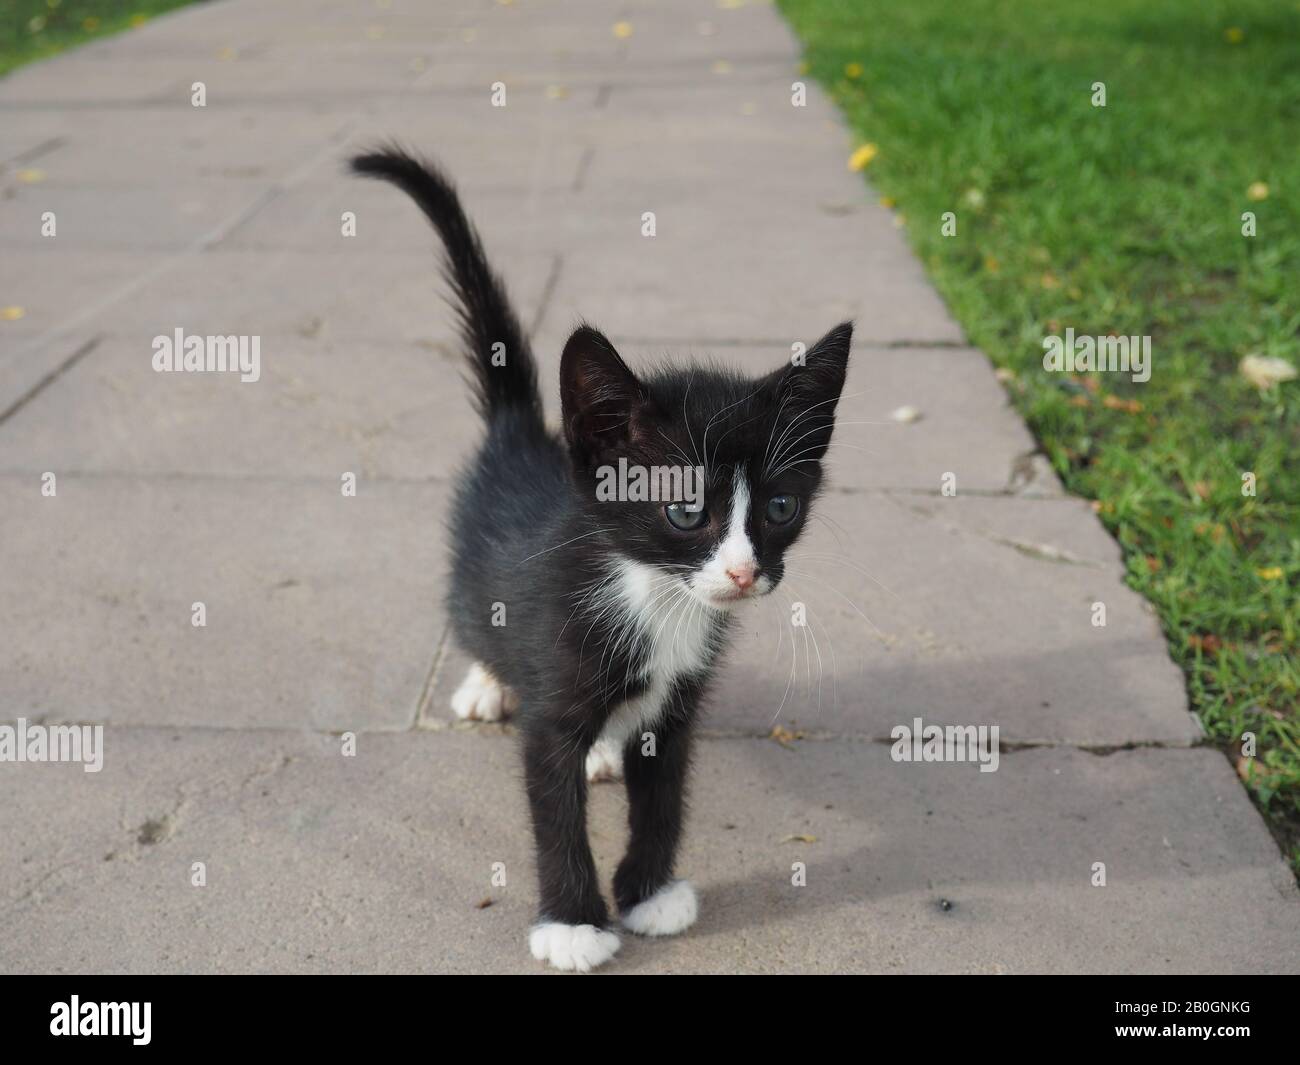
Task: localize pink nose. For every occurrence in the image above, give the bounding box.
[727,565,756,592]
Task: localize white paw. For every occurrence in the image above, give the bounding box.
[450,663,518,722]
[622,880,698,937]
[585,736,624,782]
[528,922,621,972]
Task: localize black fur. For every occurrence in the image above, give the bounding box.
[350,147,540,421]
[352,147,852,956]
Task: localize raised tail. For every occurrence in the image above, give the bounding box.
[350,146,542,423]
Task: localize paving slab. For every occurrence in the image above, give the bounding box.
[0,474,445,732]
[0,108,356,184]
[0,246,552,419]
[0,729,1293,974]
[537,241,961,346]
[92,247,556,345]
[0,249,164,417]
[0,179,279,252]
[0,335,473,480]
[0,250,161,342]
[0,57,189,105]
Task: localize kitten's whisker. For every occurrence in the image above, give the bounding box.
[781,566,888,641]
[700,381,767,474]
[766,441,880,480]
[760,392,797,473]
[765,416,890,479]
[797,592,826,718]
[557,565,632,648]
[762,392,846,477]
[590,569,685,693]
[769,589,800,727]
[809,598,839,715]
[701,383,771,472]
[763,394,877,475]
[681,374,705,476]
[810,512,850,552]
[615,576,690,695]
[765,416,835,474]
[516,528,612,566]
[790,552,902,602]
[593,568,689,695]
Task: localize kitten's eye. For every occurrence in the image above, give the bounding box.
[766,494,799,525]
[664,503,707,531]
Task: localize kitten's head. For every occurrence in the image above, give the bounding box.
[561,322,852,611]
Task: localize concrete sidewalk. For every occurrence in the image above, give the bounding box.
[1,0,1295,973]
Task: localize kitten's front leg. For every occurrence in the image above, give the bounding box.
[614,682,702,937]
[522,716,620,972]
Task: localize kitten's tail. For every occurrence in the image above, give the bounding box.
[349,146,542,424]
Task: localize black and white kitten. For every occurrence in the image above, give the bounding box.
[352,148,851,972]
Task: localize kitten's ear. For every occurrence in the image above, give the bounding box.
[782,321,852,408]
[769,321,853,465]
[560,325,657,469]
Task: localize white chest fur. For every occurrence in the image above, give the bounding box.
[587,559,721,772]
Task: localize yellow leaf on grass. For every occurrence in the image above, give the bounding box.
[845,62,863,79]
[847,143,878,171]
[1224,27,1245,44]
[1247,182,1269,201]
[1256,566,1284,580]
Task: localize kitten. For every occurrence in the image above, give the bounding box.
[352,148,852,972]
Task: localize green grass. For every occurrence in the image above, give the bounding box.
[780,0,1300,871]
[0,0,194,76]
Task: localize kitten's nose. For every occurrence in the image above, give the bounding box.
[726,565,757,592]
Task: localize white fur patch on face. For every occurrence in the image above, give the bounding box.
[691,469,762,608]
[529,922,621,972]
[450,662,518,721]
[621,879,698,936]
